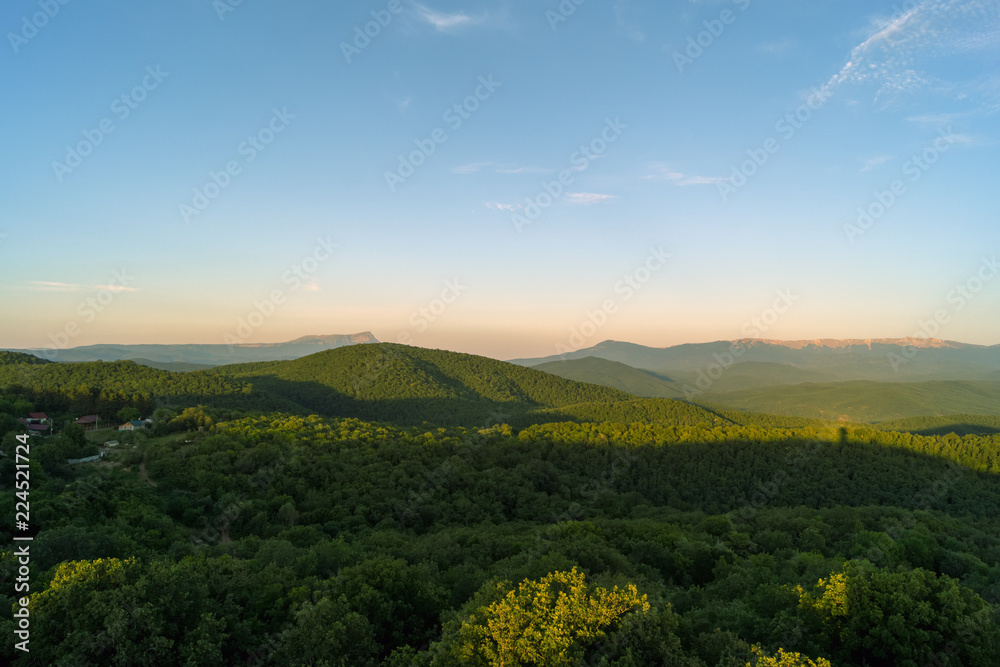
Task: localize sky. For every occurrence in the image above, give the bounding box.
[1,0,999,360]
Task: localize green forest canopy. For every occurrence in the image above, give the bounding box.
[0,345,998,665]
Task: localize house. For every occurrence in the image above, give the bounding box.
[17,417,51,436]
[74,415,100,429]
[119,420,147,432]
[27,412,49,422]
[104,440,120,448]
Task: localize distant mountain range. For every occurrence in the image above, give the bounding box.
[514,338,1000,423]
[4,333,379,366]
[533,357,686,399]
[511,338,1000,383]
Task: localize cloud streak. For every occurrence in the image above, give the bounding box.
[819,0,1000,109]
[860,154,894,171]
[26,281,139,293]
[456,163,554,175]
[565,192,617,205]
[495,166,551,174]
[412,3,484,31]
[645,163,727,186]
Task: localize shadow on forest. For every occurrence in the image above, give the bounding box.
[504,435,1000,522]
[903,424,1000,437]
[208,375,542,427]
[162,376,1000,522]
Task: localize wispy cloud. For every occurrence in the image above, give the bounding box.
[566,192,617,205]
[905,112,969,124]
[613,0,645,42]
[495,166,551,174]
[860,154,894,171]
[455,163,552,175]
[453,162,491,174]
[645,163,727,186]
[819,0,1000,109]
[939,132,983,146]
[27,280,139,292]
[25,281,140,293]
[673,174,729,186]
[645,164,685,181]
[413,2,484,31]
[98,284,140,292]
[485,202,518,212]
[27,281,81,292]
[486,192,617,210]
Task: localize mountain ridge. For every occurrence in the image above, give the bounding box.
[510,337,1000,381]
[3,332,379,365]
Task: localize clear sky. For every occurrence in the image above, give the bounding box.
[2,0,998,360]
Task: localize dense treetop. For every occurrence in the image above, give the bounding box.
[0,351,49,366]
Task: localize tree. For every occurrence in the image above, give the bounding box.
[796,561,1000,666]
[0,412,17,438]
[61,423,88,448]
[117,406,142,423]
[452,568,650,666]
[172,406,213,432]
[747,645,832,667]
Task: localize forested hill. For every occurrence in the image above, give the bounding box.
[525,398,733,429]
[0,351,49,366]
[533,357,685,398]
[706,380,1000,422]
[207,343,635,425]
[874,414,1000,436]
[0,344,639,426]
[0,359,296,416]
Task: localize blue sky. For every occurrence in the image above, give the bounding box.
[1,0,998,359]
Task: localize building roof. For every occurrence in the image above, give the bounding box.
[28,412,48,419]
[74,415,99,424]
[128,420,145,426]
[27,424,49,431]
